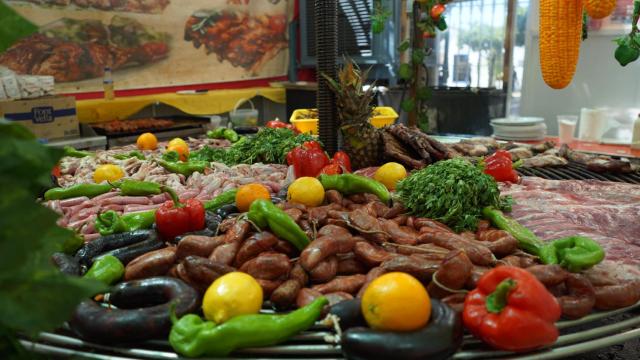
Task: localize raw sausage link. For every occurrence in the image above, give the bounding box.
[526,265,568,287]
[418,231,496,266]
[312,274,367,295]
[296,288,323,308]
[234,231,278,267]
[380,219,418,245]
[182,256,234,291]
[223,220,250,243]
[176,235,224,260]
[500,255,523,267]
[209,241,242,266]
[273,239,297,257]
[125,247,177,281]
[427,250,473,299]
[290,263,309,286]
[309,256,339,283]
[413,218,453,233]
[558,274,595,319]
[354,241,395,268]
[300,234,355,271]
[381,255,439,282]
[257,278,283,298]
[239,252,291,280]
[270,279,302,309]
[337,256,367,275]
[475,229,518,257]
[325,190,343,204]
[594,281,640,310]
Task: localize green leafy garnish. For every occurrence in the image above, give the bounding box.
[396,158,510,232]
[189,128,315,165]
[0,120,106,356]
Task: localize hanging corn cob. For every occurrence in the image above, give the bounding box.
[539,0,584,89]
[586,0,617,19]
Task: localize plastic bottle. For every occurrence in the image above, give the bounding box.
[103,67,115,101]
[632,114,640,150]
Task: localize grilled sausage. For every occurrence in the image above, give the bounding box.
[296,288,323,308]
[271,279,302,309]
[413,218,453,233]
[526,265,568,287]
[182,256,234,289]
[223,220,250,243]
[357,267,387,298]
[594,281,640,310]
[325,190,343,204]
[380,219,418,245]
[125,247,177,281]
[257,278,283,298]
[337,256,367,275]
[475,229,518,257]
[324,291,354,306]
[558,274,596,319]
[381,255,440,283]
[354,241,395,268]
[427,250,473,299]
[300,233,356,271]
[209,240,242,266]
[290,263,309,286]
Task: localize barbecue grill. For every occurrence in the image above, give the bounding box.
[18,301,640,359]
[517,161,640,184]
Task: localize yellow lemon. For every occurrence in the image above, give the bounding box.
[136,132,158,150]
[374,162,407,190]
[361,272,431,332]
[168,137,188,149]
[202,272,263,324]
[93,164,125,183]
[287,177,325,207]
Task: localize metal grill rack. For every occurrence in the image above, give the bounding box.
[18,301,640,360]
[517,161,640,184]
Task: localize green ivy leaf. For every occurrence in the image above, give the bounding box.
[436,16,448,31]
[398,63,413,80]
[412,48,426,65]
[416,86,432,101]
[401,98,416,112]
[397,40,410,52]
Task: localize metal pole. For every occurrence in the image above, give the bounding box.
[315,0,339,155]
[503,0,517,116]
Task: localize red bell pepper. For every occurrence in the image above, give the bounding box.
[155,187,205,240]
[430,4,446,20]
[463,266,561,352]
[286,141,330,178]
[320,163,341,175]
[331,151,352,173]
[483,150,520,183]
[266,119,287,129]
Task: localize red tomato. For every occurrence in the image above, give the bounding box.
[320,163,342,175]
[430,4,446,20]
[266,120,287,129]
[422,32,435,39]
[332,151,352,173]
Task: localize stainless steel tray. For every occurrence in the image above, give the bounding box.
[20,302,640,360]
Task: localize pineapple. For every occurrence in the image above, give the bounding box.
[324,59,383,169]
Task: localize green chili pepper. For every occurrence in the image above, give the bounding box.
[206,128,226,139]
[115,179,163,196]
[157,159,207,176]
[550,236,605,273]
[83,255,124,285]
[162,150,181,162]
[95,210,156,236]
[223,128,240,143]
[248,199,310,251]
[63,146,93,158]
[169,296,327,358]
[44,183,114,201]
[204,189,238,211]
[318,173,390,203]
[483,207,604,272]
[113,151,146,160]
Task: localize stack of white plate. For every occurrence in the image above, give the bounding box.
[490,117,547,141]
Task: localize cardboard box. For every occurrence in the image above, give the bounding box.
[0,96,79,140]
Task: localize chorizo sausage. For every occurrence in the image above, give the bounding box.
[300,234,356,271]
[381,255,440,283]
[309,256,339,283]
[441,293,466,313]
[317,224,352,239]
[380,219,418,245]
[475,229,518,257]
[239,252,291,280]
[273,239,297,257]
[234,231,278,267]
[223,220,250,243]
[466,266,491,289]
[290,263,309,286]
[257,278,283,298]
[337,256,367,275]
[296,288,323,308]
[325,190,343,204]
[558,274,596,319]
[284,208,303,223]
[418,231,496,266]
[594,281,640,310]
[526,265,568,287]
[312,274,367,295]
[176,235,223,260]
[427,250,473,299]
[324,291,354,306]
[382,202,406,219]
[354,241,395,268]
[209,240,242,266]
[125,247,177,281]
[499,255,522,268]
[182,256,234,289]
[348,209,389,244]
[413,218,452,233]
[270,279,302,309]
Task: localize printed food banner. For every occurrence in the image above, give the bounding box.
[0,0,290,93]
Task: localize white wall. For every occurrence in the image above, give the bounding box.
[520,0,640,135]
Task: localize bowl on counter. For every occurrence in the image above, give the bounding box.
[230,99,259,128]
[290,107,399,135]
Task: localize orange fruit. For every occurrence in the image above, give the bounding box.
[166,143,189,161]
[236,183,271,212]
[136,132,158,150]
[361,272,431,331]
[168,137,188,149]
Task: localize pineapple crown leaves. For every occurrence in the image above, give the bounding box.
[321,58,377,125]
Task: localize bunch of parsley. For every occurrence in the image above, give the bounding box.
[0,121,105,358]
[190,128,316,165]
[396,158,512,232]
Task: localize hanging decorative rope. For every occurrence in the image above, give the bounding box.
[315,0,339,155]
